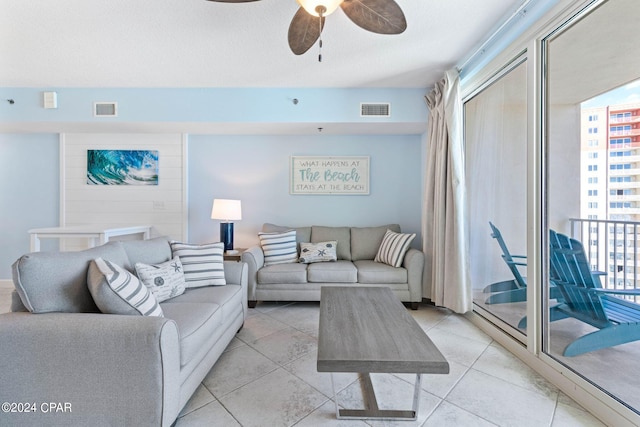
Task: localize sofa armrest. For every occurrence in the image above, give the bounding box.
[0,312,181,427]
[403,248,425,302]
[241,246,264,301]
[224,260,249,316]
[223,260,247,285]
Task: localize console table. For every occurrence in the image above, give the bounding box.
[317,286,449,421]
[28,225,152,252]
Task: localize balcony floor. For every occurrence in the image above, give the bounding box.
[474,289,640,414]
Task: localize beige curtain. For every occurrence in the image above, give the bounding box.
[423,69,471,313]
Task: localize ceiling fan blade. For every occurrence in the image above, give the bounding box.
[340,0,407,35]
[288,7,325,55]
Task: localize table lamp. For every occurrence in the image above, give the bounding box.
[211,199,242,252]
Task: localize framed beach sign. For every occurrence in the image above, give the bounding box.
[290,156,369,195]
[87,149,159,185]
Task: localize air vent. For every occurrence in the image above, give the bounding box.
[360,103,390,117]
[94,102,118,117]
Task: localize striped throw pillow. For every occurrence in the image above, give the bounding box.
[170,242,226,287]
[374,229,416,268]
[259,230,298,265]
[88,258,163,317]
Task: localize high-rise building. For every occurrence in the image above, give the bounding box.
[581,102,640,289]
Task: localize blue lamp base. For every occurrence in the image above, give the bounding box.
[220,222,234,251]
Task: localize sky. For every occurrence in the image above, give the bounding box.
[582,79,640,108]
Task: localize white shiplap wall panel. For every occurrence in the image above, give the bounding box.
[62,133,187,250]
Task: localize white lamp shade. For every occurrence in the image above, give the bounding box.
[211,199,242,221]
[296,0,343,17]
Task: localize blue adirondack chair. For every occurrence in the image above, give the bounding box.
[517,230,604,329]
[544,230,640,356]
[483,222,528,304]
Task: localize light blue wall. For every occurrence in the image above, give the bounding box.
[0,88,426,126]
[0,132,423,280]
[188,134,423,249]
[0,86,428,280]
[0,134,59,278]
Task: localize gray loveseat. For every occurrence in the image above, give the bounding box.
[0,236,247,427]
[242,224,423,309]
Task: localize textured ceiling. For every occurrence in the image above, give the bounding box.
[0,0,524,89]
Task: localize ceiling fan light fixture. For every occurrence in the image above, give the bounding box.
[296,0,343,17]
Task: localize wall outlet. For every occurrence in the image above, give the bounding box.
[153,201,165,210]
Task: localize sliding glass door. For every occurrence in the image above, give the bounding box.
[466,56,528,338]
[544,0,640,412]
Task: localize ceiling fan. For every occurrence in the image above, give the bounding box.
[207,0,407,61]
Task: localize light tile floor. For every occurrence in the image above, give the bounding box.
[170,301,606,427]
[0,287,606,426]
[474,289,640,412]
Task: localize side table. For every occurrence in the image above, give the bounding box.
[223,248,246,261]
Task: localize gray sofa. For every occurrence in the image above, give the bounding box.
[0,236,248,427]
[242,224,424,309]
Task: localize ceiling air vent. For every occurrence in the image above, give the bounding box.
[360,103,390,117]
[94,102,118,117]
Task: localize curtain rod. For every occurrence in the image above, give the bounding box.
[456,0,533,72]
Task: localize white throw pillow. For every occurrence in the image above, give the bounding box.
[88,258,163,317]
[374,230,416,268]
[258,230,298,265]
[299,241,337,264]
[135,256,186,302]
[170,242,226,287]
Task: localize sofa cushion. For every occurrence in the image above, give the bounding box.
[258,263,308,284]
[12,241,129,313]
[135,256,186,303]
[121,236,172,271]
[351,224,401,261]
[262,223,311,252]
[299,241,337,264]
[170,242,226,287]
[354,260,408,284]
[259,230,298,265]
[307,261,357,283]
[88,258,164,317]
[160,302,222,367]
[311,226,351,260]
[375,230,416,268]
[10,290,28,312]
[165,284,243,320]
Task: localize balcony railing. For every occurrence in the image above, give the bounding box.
[570,218,640,301]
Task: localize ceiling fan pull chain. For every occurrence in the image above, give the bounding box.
[317,6,325,62]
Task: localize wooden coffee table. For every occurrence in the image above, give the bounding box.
[317,286,449,421]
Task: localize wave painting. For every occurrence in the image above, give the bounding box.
[87,150,159,185]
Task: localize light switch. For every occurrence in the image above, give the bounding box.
[43,91,57,109]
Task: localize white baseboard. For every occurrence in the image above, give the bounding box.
[0,280,14,290]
